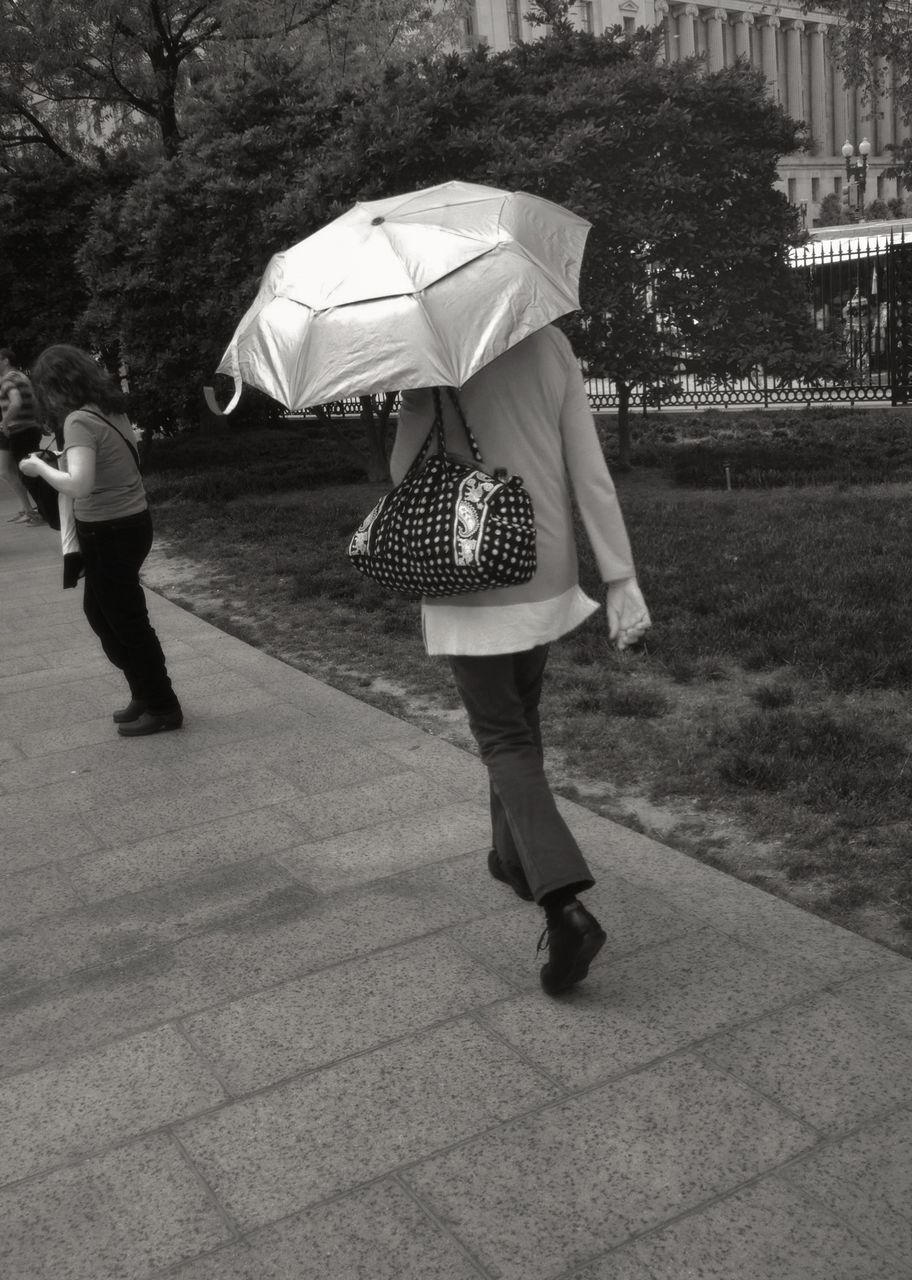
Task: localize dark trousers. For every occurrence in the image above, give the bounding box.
[448,644,594,904]
[76,510,179,713]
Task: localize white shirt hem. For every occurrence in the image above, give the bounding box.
[422,585,600,656]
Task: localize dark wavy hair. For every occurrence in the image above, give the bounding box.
[30,345,128,422]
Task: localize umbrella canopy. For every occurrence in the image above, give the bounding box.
[210,181,590,413]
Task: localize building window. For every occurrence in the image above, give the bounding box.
[623,15,636,36]
[506,0,521,43]
[834,176,842,195]
[787,178,797,203]
[811,177,820,201]
[578,2,594,33]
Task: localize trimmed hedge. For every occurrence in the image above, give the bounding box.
[595,407,912,488]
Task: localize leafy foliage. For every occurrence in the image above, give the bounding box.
[0,154,135,364]
[0,0,469,165]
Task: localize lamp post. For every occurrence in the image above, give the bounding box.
[841,137,872,213]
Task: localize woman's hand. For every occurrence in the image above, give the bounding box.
[18,452,42,477]
[606,577,652,651]
[20,445,94,498]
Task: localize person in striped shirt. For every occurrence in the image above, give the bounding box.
[0,349,44,525]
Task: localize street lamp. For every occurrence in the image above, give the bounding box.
[841,137,872,212]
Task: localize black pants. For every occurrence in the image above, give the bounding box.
[76,510,179,714]
[448,644,594,904]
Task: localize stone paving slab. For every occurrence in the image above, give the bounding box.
[779,1107,912,1266]
[402,1053,817,1280]
[3,496,912,1279]
[0,1133,232,1280]
[181,933,513,1095]
[274,800,492,891]
[0,1025,225,1184]
[67,807,312,900]
[0,858,306,992]
[571,1178,900,1279]
[176,1018,562,1230]
[700,990,912,1134]
[166,1180,484,1280]
[0,859,84,932]
[832,960,912,1037]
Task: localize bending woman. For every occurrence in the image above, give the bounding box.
[390,325,651,995]
[20,345,182,737]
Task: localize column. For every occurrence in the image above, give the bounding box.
[675,4,699,60]
[879,56,894,154]
[707,8,726,71]
[654,0,670,62]
[807,23,827,153]
[784,21,804,123]
[760,15,780,102]
[830,32,849,157]
[733,11,752,64]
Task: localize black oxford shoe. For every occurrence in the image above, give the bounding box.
[538,900,607,995]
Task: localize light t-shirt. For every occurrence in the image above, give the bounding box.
[63,405,146,523]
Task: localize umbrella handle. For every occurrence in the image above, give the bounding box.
[203,378,243,416]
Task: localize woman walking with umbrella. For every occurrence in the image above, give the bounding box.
[209,181,651,989]
[390,325,650,994]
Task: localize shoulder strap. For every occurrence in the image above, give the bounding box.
[443,388,484,465]
[401,388,485,483]
[80,408,142,470]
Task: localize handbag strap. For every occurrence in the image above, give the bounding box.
[401,388,486,482]
[81,408,142,471]
[441,388,484,465]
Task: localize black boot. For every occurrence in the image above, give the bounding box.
[112,697,148,724]
[117,707,183,737]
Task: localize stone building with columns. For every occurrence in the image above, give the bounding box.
[465,1,906,225]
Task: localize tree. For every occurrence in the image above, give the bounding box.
[1,0,225,163]
[0,0,468,167]
[816,191,853,226]
[0,154,134,363]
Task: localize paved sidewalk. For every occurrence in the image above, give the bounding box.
[2,491,912,1280]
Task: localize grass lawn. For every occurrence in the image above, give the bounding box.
[142,411,912,957]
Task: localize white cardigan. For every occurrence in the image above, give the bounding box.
[390,326,636,656]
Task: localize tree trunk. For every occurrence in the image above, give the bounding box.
[616,381,632,470]
[359,394,391,482]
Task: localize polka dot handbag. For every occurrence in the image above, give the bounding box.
[349,388,536,597]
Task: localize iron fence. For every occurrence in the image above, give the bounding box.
[288,226,912,417]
